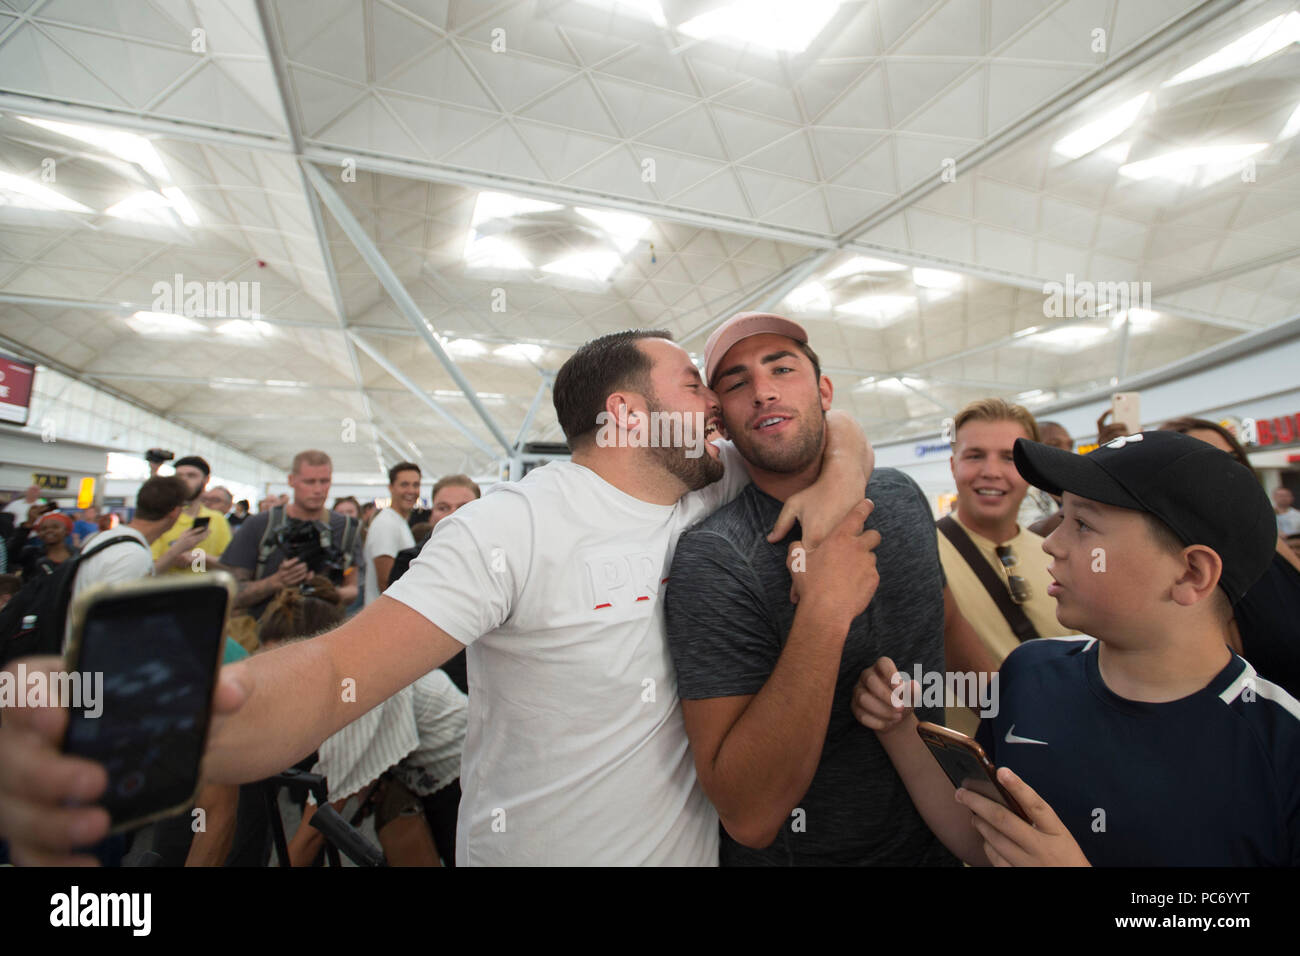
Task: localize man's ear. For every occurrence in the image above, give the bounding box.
[818,374,833,412]
[604,392,642,432]
[1170,545,1223,609]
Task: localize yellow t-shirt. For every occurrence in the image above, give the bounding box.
[150,504,233,574]
[938,511,1077,734]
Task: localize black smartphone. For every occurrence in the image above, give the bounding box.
[191,516,210,531]
[916,721,1030,821]
[62,573,234,833]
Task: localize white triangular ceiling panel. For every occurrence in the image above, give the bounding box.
[383,93,499,158]
[0,25,129,106]
[638,107,728,161]
[894,0,986,57]
[460,45,577,112]
[441,121,548,181]
[518,76,620,138]
[381,42,496,110]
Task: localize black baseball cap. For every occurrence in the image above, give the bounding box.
[1013,430,1275,604]
[173,455,211,477]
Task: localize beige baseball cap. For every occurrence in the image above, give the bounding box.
[703,311,809,386]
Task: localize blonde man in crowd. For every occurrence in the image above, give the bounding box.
[938,399,1073,733]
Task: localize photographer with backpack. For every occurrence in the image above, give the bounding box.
[219,450,362,619]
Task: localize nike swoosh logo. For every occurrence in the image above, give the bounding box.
[1005,724,1048,746]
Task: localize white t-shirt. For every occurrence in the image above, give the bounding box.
[63,526,153,649]
[1278,507,1300,537]
[363,508,416,605]
[385,443,749,866]
[4,498,37,520]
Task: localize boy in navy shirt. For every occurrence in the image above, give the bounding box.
[854,429,1300,865]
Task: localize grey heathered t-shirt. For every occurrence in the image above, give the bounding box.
[664,467,956,866]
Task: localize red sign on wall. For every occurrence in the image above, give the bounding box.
[1255,413,1300,447]
[0,355,35,426]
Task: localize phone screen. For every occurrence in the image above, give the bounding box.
[63,583,227,828]
[191,516,210,531]
[920,731,1020,815]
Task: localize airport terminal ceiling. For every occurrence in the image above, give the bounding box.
[0,0,1298,481]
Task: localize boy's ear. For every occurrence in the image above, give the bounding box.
[1170,545,1223,609]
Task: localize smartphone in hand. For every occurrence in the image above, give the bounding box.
[61,573,234,833]
[916,721,1030,822]
[190,516,210,532]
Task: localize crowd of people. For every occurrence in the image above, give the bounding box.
[0,311,1298,867]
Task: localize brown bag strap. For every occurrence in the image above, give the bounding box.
[937,515,1041,644]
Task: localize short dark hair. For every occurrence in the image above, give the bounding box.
[173,455,210,477]
[135,476,190,521]
[553,329,675,447]
[0,574,20,598]
[388,462,421,484]
[236,499,250,510]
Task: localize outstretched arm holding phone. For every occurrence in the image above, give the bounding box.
[852,656,1090,867]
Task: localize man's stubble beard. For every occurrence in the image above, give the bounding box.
[644,393,725,492]
[727,407,825,475]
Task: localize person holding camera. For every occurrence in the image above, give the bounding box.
[219,450,362,618]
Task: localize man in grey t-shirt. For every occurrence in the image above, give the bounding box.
[663,312,956,866]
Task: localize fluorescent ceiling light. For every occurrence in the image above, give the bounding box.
[1052,93,1150,159]
[265,380,307,389]
[444,337,487,358]
[575,0,666,26]
[1020,325,1110,351]
[464,235,532,272]
[0,170,92,213]
[495,343,544,363]
[210,377,260,389]
[872,376,929,394]
[217,319,274,338]
[1118,143,1268,185]
[678,0,842,53]
[786,281,830,312]
[18,116,170,180]
[911,268,963,291]
[826,255,906,280]
[105,189,199,227]
[434,389,507,405]
[1164,12,1300,87]
[1016,388,1055,406]
[837,294,915,325]
[1013,326,1040,338]
[128,311,204,336]
[470,191,562,227]
[160,186,200,226]
[1280,102,1300,141]
[541,250,623,282]
[575,207,652,253]
[1112,308,1160,333]
[1097,142,1133,164]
